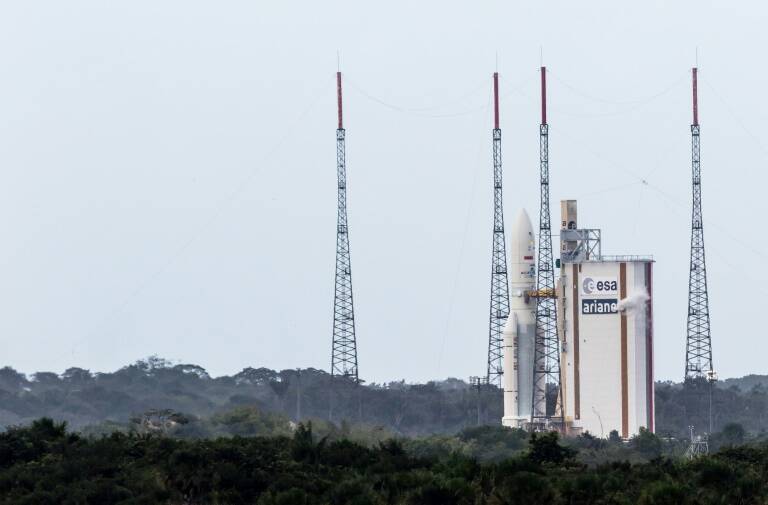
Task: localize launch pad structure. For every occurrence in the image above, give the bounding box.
[497,65,723,439]
[501,68,663,438]
[557,202,655,438]
[321,65,712,439]
[501,198,656,438]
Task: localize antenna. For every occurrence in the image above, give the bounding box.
[684,66,712,383]
[486,72,510,386]
[331,71,359,385]
[540,66,547,125]
[531,65,564,431]
[493,72,500,130]
[692,67,699,126]
[337,71,344,130]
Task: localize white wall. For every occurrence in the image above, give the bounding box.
[561,260,653,438]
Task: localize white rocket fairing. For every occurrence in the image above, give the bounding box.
[502,209,537,428]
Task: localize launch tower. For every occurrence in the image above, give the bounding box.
[331,72,359,382]
[487,72,511,387]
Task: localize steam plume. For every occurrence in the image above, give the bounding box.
[618,290,649,315]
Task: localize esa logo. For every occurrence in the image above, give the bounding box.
[581,277,618,296]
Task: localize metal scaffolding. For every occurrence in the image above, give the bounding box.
[487,72,510,387]
[685,67,713,382]
[531,66,564,429]
[331,71,359,382]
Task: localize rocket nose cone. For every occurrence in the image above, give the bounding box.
[510,209,536,287]
[513,209,534,237]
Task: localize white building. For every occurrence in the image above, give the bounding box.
[557,201,654,438]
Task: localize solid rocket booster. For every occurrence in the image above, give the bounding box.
[502,313,519,421]
[502,209,537,428]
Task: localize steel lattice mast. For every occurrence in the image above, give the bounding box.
[487,72,511,387]
[531,67,563,427]
[685,67,713,381]
[331,71,358,382]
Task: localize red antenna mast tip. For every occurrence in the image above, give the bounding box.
[493,72,500,129]
[336,71,343,130]
[540,66,547,125]
[692,67,699,126]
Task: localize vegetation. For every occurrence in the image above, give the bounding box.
[1,418,768,504]
[655,378,768,437]
[0,357,499,436]
[2,357,768,440]
[2,359,768,502]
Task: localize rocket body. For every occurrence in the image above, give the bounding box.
[502,209,537,428]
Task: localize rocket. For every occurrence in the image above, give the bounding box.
[502,209,537,428]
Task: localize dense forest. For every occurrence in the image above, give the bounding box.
[2,358,768,502]
[0,357,765,438]
[0,417,765,504]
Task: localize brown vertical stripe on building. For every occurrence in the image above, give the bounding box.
[646,263,654,432]
[572,264,580,419]
[620,263,629,439]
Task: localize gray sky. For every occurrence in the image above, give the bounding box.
[0,1,761,383]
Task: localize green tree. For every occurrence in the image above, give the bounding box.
[527,432,576,465]
[720,422,746,446]
[490,471,556,505]
[630,427,662,458]
[638,480,687,505]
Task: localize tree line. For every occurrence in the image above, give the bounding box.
[0,356,765,438]
[0,417,766,504]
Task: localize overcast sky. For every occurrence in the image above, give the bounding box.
[0,1,761,382]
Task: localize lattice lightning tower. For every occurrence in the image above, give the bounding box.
[331,71,359,382]
[487,72,510,387]
[685,67,713,381]
[531,67,564,427]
